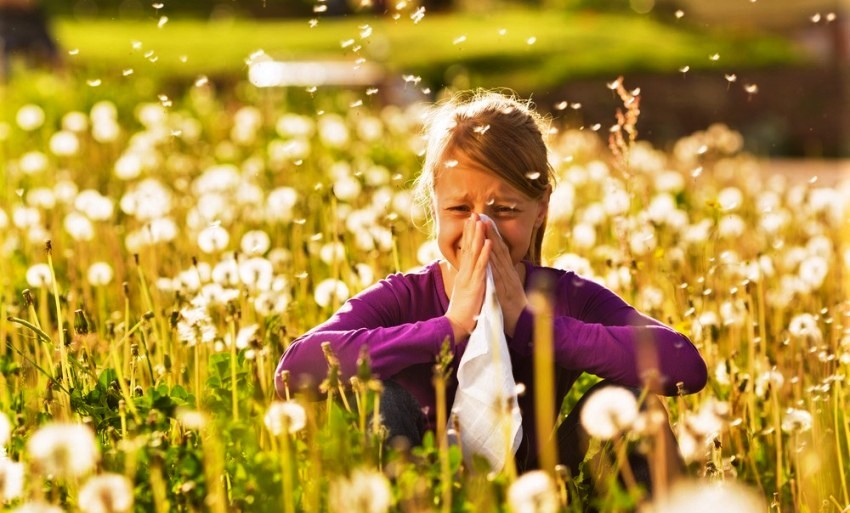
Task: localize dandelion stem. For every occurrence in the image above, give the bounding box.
[229,319,239,422]
[530,285,558,475]
[46,242,73,405]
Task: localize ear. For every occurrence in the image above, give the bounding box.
[534,186,552,227]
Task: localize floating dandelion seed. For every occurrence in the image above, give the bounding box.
[826,12,836,21]
[675,9,684,18]
[265,401,307,435]
[453,35,467,45]
[744,83,759,94]
[87,79,102,88]
[554,101,568,110]
[679,65,690,73]
[157,16,168,28]
[68,48,80,55]
[366,88,379,95]
[526,36,537,45]
[314,4,327,12]
[498,28,507,36]
[811,13,822,23]
[725,73,737,84]
[402,74,421,85]
[590,123,602,131]
[473,124,490,135]
[411,6,425,23]
[692,166,703,177]
[195,75,209,87]
[359,24,373,38]
[444,159,459,168]
[709,53,720,61]
[131,40,142,50]
[350,100,363,108]
[341,38,355,48]
[122,68,134,76]
[606,77,622,90]
[78,473,134,513]
[152,2,164,9]
[308,18,318,27]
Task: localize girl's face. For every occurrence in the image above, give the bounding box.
[432,151,549,271]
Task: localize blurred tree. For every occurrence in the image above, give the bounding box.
[0,0,61,79]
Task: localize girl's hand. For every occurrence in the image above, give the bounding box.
[483,220,528,338]
[445,214,492,341]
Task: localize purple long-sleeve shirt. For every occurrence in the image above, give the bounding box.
[276,260,706,446]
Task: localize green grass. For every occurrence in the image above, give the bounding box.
[53,9,804,92]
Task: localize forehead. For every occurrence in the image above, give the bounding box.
[433,155,527,202]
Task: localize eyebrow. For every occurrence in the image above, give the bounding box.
[444,193,526,204]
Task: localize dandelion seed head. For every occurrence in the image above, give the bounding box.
[580,386,638,440]
[19,151,49,175]
[314,278,350,308]
[0,412,11,446]
[264,401,307,435]
[176,408,207,430]
[25,263,53,288]
[197,225,229,253]
[16,105,45,131]
[329,468,393,513]
[78,473,134,513]
[507,470,559,513]
[781,408,813,433]
[87,262,114,287]
[9,501,63,513]
[28,423,99,478]
[650,480,766,513]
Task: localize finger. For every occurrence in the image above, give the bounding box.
[469,219,487,263]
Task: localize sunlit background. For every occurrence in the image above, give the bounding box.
[1,1,849,512]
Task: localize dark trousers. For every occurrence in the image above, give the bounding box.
[379,380,684,494]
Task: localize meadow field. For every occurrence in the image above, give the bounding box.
[0,6,848,513]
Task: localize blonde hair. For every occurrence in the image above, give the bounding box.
[412,89,554,264]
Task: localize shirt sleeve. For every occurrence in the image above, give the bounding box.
[274,275,455,398]
[509,272,707,396]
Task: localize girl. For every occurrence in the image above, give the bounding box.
[275,90,707,479]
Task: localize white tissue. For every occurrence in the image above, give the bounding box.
[449,214,523,471]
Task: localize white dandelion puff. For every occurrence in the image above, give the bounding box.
[48,131,80,157]
[16,105,45,131]
[240,230,271,255]
[649,479,766,513]
[264,401,307,435]
[87,262,114,286]
[27,423,99,478]
[78,473,134,513]
[507,470,559,513]
[26,264,53,288]
[580,386,638,440]
[781,408,813,433]
[314,278,350,308]
[197,225,230,253]
[328,468,393,513]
